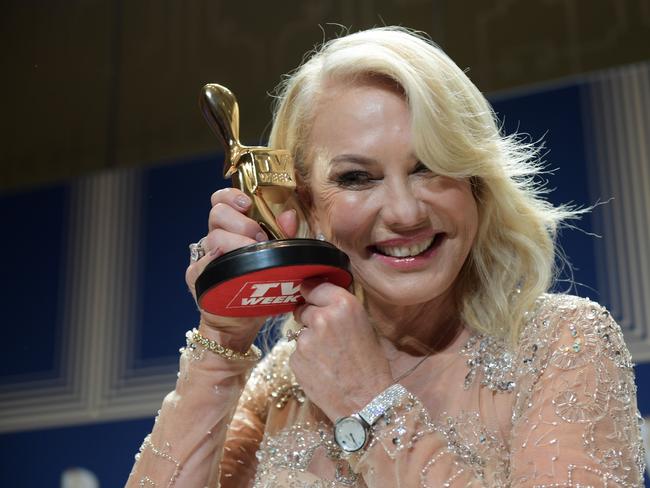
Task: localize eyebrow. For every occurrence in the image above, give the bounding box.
[329,154,378,166]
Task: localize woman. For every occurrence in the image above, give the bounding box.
[127,27,645,487]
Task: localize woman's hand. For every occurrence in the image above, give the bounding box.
[291,281,393,422]
[185,187,297,351]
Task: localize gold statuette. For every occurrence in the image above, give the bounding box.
[201,84,294,239]
[194,84,351,318]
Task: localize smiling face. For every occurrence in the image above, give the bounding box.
[304,78,479,317]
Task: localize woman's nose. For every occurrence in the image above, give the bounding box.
[381,180,426,229]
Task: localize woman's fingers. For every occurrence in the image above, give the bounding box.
[209,188,269,240]
[185,247,220,296]
[276,209,298,239]
[210,187,252,209]
[202,228,257,260]
[293,282,359,335]
[299,280,348,307]
[292,303,310,326]
[185,229,257,296]
[209,203,268,241]
[210,188,300,242]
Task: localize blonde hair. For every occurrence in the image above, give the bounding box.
[269,26,580,344]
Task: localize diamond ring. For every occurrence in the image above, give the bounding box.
[189,237,207,263]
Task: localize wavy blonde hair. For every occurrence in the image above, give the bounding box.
[268,26,580,344]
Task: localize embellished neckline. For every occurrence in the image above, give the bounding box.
[461,334,516,392]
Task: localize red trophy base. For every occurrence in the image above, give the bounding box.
[196,239,352,317]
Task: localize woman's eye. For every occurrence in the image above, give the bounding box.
[335,171,374,187]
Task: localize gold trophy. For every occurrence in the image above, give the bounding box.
[195,84,352,317]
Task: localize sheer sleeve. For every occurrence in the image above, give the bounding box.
[348,296,645,487]
[508,296,645,486]
[125,330,266,487]
[219,341,285,487]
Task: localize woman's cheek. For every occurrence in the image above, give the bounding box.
[447,188,479,257]
[452,185,479,236]
[318,191,369,239]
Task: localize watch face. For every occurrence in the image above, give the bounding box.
[334,417,368,452]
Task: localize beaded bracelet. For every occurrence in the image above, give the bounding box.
[187,328,262,362]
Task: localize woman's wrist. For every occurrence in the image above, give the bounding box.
[188,328,261,362]
[198,317,263,353]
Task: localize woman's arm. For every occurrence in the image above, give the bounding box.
[125,325,264,487]
[508,296,645,486]
[127,185,300,486]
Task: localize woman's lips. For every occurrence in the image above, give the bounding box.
[375,236,434,257]
[369,233,446,269]
[372,230,440,248]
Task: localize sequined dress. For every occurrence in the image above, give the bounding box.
[127,294,645,487]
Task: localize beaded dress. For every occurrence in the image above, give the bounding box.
[127,294,645,487]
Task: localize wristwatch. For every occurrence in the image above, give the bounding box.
[333,384,408,453]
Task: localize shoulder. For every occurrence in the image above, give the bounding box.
[517,293,633,370]
[460,294,630,394]
[512,293,635,419]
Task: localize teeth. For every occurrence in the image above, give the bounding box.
[376,237,434,258]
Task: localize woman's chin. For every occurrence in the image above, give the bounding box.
[362,277,456,310]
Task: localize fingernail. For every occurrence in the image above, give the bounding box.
[235,195,251,208]
[255,232,267,242]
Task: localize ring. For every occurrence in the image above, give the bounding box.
[189,237,206,263]
[286,326,306,342]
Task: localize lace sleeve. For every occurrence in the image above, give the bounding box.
[219,342,291,487]
[126,331,260,487]
[509,295,646,487]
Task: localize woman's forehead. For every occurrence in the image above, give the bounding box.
[307,84,411,158]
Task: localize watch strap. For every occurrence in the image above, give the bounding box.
[358,383,408,426]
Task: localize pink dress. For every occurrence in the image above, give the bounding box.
[126,294,645,487]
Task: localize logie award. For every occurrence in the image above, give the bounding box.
[195,84,353,317]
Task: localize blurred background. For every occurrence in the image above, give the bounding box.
[1,0,649,486]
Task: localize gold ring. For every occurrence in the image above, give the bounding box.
[286,326,306,342]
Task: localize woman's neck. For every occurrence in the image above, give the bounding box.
[366,291,462,356]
